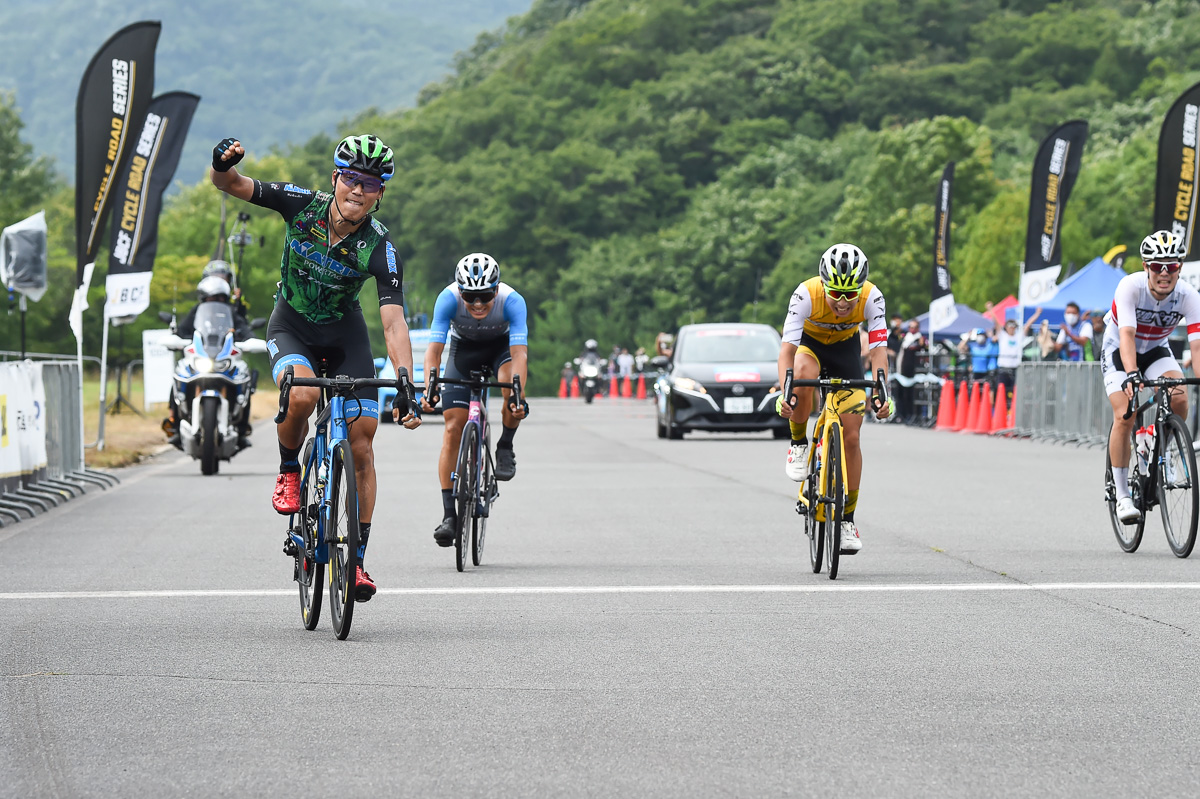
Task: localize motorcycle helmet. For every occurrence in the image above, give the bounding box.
[585,339,598,351]
[197,275,231,301]
[202,259,233,283]
[819,243,869,292]
[455,252,500,291]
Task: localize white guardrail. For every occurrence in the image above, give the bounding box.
[0,360,116,526]
[1012,361,1200,447]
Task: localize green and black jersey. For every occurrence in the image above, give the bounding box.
[248,180,404,324]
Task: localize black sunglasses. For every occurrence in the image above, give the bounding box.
[462,289,497,305]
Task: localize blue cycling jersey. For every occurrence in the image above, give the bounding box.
[430,282,529,346]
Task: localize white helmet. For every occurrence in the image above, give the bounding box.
[1140,230,1186,263]
[455,252,500,291]
[818,243,869,292]
[197,275,231,300]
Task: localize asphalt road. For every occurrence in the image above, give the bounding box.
[3,399,1199,797]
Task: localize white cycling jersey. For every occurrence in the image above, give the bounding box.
[1102,272,1200,353]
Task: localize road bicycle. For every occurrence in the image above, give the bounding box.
[783,368,888,580]
[277,363,417,639]
[428,369,524,572]
[1105,375,1200,557]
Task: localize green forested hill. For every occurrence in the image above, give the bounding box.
[6,0,1200,394]
[0,0,531,176]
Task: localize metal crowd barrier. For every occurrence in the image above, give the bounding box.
[0,361,117,528]
[1012,362,1108,446]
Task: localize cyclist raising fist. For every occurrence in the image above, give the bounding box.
[210,134,421,601]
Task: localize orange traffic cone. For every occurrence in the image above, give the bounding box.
[570,376,580,398]
[558,376,568,398]
[609,373,619,398]
[621,375,632,398]
[973,384,993,433]
[951,381,970,431]
[991,386,1009,434]
[636,373,646,400]
[958,381,980,433]
[935,379,956,430]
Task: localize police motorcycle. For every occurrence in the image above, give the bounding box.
[160,303,267,475]
[573,339,607,404]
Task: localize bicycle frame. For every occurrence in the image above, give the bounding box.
[288,392,361,570]
[1123,378,1200,507]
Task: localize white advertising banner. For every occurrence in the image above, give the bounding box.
[142,328,177,410]
[1018,264,1062,306]
[0,362,48,491]
[929,293,959,334]
[105,270,153,320]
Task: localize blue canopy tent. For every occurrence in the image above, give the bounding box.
[1005,257,1127,327]
[914,303,993,341]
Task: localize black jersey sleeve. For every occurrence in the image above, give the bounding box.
[371,235,406,309]
[247,179,317,219]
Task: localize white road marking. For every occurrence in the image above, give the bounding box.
[1,582,1199,600]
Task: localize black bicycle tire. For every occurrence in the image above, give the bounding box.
[827,423,843,581]
[473,433,493,567]
[327,440,360,640]
[1158,414,1198,558]
[1106,424,1145,553]
[455,424,478,572]
[200,396,220,475]
[806,470,823,574]
[298,438,324,631]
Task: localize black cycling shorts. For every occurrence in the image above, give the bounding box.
[440,335,511,412]
[266,300,380,415]
[797,333,864,380]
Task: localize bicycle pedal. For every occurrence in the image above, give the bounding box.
[282,537,298,557]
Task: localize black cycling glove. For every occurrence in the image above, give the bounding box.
[212,137,243,172]
[393,379,420,421]
[1122,370,1143,392]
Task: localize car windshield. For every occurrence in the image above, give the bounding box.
[678,329,779,363]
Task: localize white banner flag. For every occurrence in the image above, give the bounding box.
[1018,264,1061,306]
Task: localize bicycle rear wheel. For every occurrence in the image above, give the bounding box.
[455,424,478,572]
[1158,413,1198,558]
[826,423,844,581]
[1105,424,1145,553]
[327,440,360,640]
[297,438,324,631]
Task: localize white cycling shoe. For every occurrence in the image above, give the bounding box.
[838,521,862,553]
[1115,496,1141,524]
[785,443,809,481]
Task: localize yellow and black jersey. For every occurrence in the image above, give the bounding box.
[781,277,887,347]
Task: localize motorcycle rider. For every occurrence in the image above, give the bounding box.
[580,338,600,364]
[163,275,256,447]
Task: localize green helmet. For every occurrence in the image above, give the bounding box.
[334,134,395,182]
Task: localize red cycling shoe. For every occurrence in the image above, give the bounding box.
[354,566,377,602]
[272,471,302,515]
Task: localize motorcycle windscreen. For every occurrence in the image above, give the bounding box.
[193,302,236,358]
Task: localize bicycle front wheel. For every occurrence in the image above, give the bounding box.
[298,438,324,631]
[1158,414,1198,558]
[473,443,494,567]
[825,423,844,581]
[1105,424,1145,553]
[455,424,478,573]
[327,440,360,640]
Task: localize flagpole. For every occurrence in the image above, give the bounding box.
[98,315,110,450]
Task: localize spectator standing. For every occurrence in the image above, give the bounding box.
[963,329,998,383]
[634,346,649,373]
[885,313,903,374]
[995,308,1040,399]
[1055,302,1093,361]
[617,348,634,378]
[608,346,621,380]
[655,331,674,358]
[895,320,924,423]
[1036,319,1056,360]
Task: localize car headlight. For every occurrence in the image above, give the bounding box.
[194,357,214,373]
[673,377,706,394]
